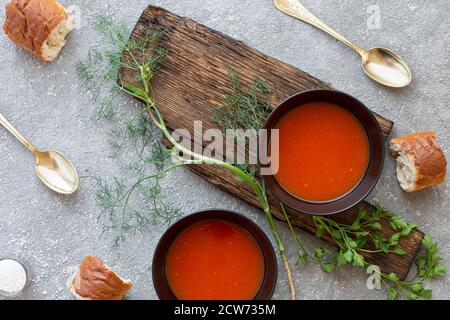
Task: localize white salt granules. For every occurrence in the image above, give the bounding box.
[0,259,27,297]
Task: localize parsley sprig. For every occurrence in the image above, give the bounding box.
[310,205,446,300]
[382,234,446,300]
[313,204,417,270]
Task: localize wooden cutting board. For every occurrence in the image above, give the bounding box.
[120,6,423,280]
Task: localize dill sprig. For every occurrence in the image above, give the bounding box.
[95,166,181,248]
[77,15,180,246]
[212,71,272,178]
[213,69,272,132]
[382,234,446,300]
[94,110,181,247]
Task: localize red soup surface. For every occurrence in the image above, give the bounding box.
[165,219,264,300]
[274,102,369,202]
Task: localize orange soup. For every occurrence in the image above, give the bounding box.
[165,219,264,300]
[274,102,369,202]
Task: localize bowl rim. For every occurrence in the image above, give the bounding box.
[261,89,385,216]
[152,209,278,300]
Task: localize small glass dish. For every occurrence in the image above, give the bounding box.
[0,258,31,298]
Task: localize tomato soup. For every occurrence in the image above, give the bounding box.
[274,102,369,202]
[165,219,264,300]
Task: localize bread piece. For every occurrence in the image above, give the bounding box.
[68,256,133,300]
[390,132,447,192]
[3,0,75,62]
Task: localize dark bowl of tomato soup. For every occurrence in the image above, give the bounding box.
[152,210,277,300]
[262,90,384,215]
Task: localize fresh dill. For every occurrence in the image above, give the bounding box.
[213,69,272,132]
[93,110,180,247]
[212,71,272,177]
[77,15,180,246]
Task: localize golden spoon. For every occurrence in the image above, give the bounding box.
[274,0,412,88]
[0,112,79,195]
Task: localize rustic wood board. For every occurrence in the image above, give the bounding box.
[120,6,423,280]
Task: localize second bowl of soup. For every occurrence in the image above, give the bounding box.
[152,210,277,300]
[262,90,384,215]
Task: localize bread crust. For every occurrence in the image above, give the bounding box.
[390,131,447,192]
[3,0,68,61]
[68,256,133,300]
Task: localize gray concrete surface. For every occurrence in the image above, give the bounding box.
[0,0,448,300]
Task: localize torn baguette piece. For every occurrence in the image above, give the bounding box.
[390,131,447,192]
[68,256,133,300]
[3,0,75,62]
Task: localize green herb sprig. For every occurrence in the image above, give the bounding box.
[77,17,180,246]
[93,109,181,247]
[382,234,446,300]
[213,69,272,133]
[310,205,446,300]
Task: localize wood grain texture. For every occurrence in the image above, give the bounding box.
[120,6,423,280]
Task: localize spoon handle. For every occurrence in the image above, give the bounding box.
[274,0,366,56]
[0,112,37,153]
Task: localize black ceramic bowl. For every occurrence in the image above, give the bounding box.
[152,210,278,300]
[261,90,385,216]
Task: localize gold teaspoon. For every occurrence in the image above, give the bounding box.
[0,112,79,195]
[274,0,412,88]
